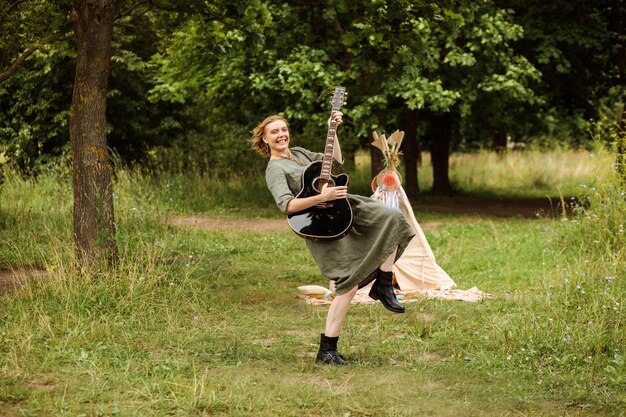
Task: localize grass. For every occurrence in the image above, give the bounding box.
[0,149,624,416]
[350,149,607,199]
[447,149,607,198]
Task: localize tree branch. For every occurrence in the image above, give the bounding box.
[0,0,26,24]
[0,32,72,84]
[0,45,38,84]
[116,0,151,20]
[146,0,176,12]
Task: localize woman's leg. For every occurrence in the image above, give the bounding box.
[379,248,397,272]
[325,284,359,337]
[316,285,358,365]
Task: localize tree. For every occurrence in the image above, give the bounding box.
[383,3,541,194]
[149,0,447,185]
[148,1,350,173]
[0,4,190,173]
[334,0,440,194]
[7,0,621,203]
[69,0,121,267]
[499,0,617,144]
[3,0,270,267]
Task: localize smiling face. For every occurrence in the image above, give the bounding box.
[263,119,291,158]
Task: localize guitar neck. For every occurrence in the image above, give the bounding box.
[320,111,339,181]
[319,86,346,182]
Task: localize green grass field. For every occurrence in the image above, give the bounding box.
[0,149,624,416]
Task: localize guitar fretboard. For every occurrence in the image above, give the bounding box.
[317,86,345,187]
[320,119,338,181]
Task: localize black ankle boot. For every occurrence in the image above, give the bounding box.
[315,334,348,365]
[369,270,405,313]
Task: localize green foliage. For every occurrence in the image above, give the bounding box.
[0,0,73,173]
[149,0,546,168]
[105,12,193,165]
[0,2,231,173]
[149,2,358,172]
[2,0,625,176]
[143,0,625,161]
[0,0,69,67]
[499,0,619,144]
[0,44,74,173]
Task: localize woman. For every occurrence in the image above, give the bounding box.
[251,112,415,365]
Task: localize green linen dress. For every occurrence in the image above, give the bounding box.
[266,146,415,295]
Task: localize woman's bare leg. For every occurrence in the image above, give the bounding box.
[324,246,399,337]
[379,248,397,272]
[325,285,359,337]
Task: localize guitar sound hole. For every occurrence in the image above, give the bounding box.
[313,178,335,193]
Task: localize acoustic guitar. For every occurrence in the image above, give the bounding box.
[287,87,354,240]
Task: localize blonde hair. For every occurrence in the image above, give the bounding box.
[251,115,288,158]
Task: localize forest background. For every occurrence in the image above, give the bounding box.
[1,0,626,416]
[2,0,625,186]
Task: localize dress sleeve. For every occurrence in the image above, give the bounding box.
[294,147,323,162]
[265,163,294,214]
[294,146,342,168]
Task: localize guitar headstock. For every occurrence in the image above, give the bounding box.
[330,86,347,111]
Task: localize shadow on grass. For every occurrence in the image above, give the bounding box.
[409,191,573,219]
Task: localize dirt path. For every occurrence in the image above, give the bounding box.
[0,267,47,293]
[414,196,566,219]
[168,215,443,232]
[168,196,562,233]
[169,215,291,233]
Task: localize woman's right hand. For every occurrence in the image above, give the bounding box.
[320,183,348,202]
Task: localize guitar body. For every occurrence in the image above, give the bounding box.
[288,160,354,241]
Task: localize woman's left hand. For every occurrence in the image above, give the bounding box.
[328,111,343,127]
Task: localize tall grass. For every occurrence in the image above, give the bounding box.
[351,148,609,198]
[1,148,624,415]
[447,148,610,198]
[436,153,626,402]
[490,150,621,396]
[113,167,278,217]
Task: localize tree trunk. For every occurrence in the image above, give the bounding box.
[69,0,119,267]
[401,105,419,198]
[369,130,384,177]
[492,127,507,155]
[370,109,387,179]
[430,112,453,194]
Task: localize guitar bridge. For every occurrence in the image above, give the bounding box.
[315,202,333,208]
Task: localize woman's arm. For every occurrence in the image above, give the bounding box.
[285,111,347,214]
[333,134,344,164]
[330,111,344,164]
[285,183,348,214]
